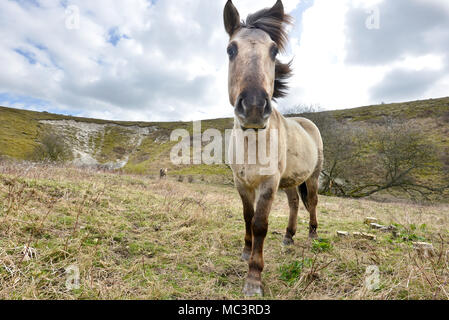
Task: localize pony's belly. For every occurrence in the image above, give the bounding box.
[279,171,310,189]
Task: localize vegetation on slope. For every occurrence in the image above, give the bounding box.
[1,162,448,299]
[285,98,449,202]
[1,97,448,201]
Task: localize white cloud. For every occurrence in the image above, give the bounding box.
[0,0,447,121]
[231,0,301,17]
[280,0,383,109]
[396,54,445,71]
[278,0,449,110]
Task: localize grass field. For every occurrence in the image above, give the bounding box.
[1,161,448,300]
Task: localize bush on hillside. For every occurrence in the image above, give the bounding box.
[30,132,73,163]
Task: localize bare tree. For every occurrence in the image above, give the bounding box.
[320,119,363,195]
[282,104,323,116]
[346,118,447,199]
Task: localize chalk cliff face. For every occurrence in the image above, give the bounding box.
[39,120,158,169]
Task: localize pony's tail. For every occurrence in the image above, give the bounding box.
[298,183,309,210]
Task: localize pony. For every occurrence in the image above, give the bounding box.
[223,0,324,296]
[159,168,168,179]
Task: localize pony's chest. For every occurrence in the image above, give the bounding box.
[231,164,266,187]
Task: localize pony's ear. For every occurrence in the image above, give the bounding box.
[268,0,285,20]
[224,0,241,37]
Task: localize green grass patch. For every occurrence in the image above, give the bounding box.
[279,258,313,284]
[312,238,333,253]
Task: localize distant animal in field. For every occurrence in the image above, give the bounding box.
[223,0,324,296]
[159,168,168,179]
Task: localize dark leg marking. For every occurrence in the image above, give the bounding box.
[237,184,255,261]
[301,173,320,240]
[243,181,277,297]
[283,187,299,246]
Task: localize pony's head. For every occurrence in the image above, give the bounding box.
[224,0,292,129]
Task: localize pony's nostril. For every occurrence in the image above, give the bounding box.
[241,99,249,112]
[263,99,272,119]
[237,92,271,123]
[236,98,245,116]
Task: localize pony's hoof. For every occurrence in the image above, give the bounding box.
[283,236,294,246]
[309,231,319,240]
[243,279,264,297]
[241,250,251,262]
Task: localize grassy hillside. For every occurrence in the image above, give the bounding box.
[1,97,448,192]
[333,98,449,161]
[290,97,449,159]
[0,105,234,179]
[333,97,449,121]
[1,162,448,299]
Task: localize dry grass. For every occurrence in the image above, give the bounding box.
[1,161,448,300]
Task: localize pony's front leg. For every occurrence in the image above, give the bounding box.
[243,178,278,297]
[236,182,255,261]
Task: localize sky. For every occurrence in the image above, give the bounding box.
[0,0,448,121]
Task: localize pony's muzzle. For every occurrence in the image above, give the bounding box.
[235,88,272,129]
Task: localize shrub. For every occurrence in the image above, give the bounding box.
[279,258,313,284]
[31,132,72,163]
[312,238,333,253]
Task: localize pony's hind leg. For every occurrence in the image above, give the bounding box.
[236,183,255,261]
[299,174,320,239]
[283,187,299,245]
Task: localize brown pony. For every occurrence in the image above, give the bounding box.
[160,168,168,179]
[224,0,324,296]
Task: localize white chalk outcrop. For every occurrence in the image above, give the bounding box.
[39,120,157,169]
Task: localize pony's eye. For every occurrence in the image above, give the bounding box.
[270,45,279,60]
[227,44,238,60]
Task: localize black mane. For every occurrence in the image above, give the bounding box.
[243,6,292,51]
[242,5,293,99]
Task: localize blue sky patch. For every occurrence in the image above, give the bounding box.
[0,92,49,108]
[11,0,40,8]
[0,92,81,116]
[107,27,130,46]
[14,48,37,64]
[289,0,315,46]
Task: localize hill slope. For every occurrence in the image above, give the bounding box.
[1,97,448,182]
[1,163,448,299]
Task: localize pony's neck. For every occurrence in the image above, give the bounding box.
[267,106,282,129]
